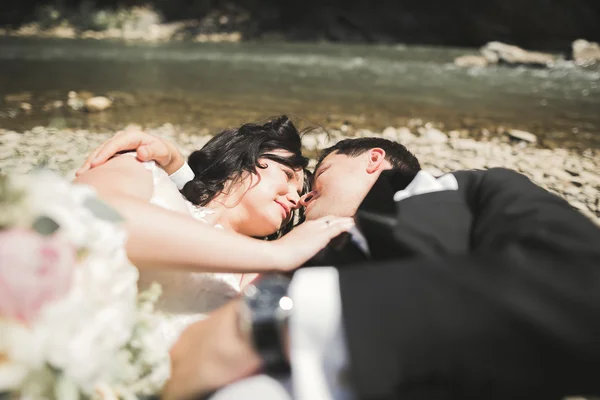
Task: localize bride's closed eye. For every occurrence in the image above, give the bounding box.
[283,169,294,180]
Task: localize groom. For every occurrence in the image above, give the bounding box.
[78,131,600,400]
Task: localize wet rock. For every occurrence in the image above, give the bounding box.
[67,97,85,111]
[572,39,600,65]
[506,129,537,144]
[19,102,32,112]
[481,42,555,67]
[85,96,113,112]
[454,55,489,68]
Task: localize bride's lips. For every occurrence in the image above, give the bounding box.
[275,200,291,220]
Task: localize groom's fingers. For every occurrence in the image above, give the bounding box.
[76,130,142,176]
[76,146,104,176]
[91,134,146,167]
[135,140,171,166]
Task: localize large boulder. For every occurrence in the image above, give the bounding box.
[481,41,556,67]
[572,39,600,64]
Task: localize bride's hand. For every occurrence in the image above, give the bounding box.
[270,216,355,272]
[76,127,185,176]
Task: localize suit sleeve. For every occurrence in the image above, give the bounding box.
[339,168,600,400]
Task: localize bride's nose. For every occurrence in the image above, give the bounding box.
[286,192,299,209]
[299,190,319,207]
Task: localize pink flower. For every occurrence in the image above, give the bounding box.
[0,229,76,324]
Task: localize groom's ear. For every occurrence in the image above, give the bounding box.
[366,148,387,174]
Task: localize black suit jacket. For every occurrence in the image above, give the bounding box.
[331,168,600,400]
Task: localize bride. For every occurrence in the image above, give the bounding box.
[74,115,353,346]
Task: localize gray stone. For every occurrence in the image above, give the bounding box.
[67,97,85,111]
[396,127,417,143]
[85,96,113,112]
[31,126,46,135]
[418,127,448,143]
[481,42,555,67]
[506,129,537,143]
[382,126,398,140]
[572,39,600,65]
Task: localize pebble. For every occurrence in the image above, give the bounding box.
[85,96,113,112]
[507,129,538,143]
[418,127,448,143]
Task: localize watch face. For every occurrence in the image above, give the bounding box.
[244,274,291,322]
[242,274,292,374]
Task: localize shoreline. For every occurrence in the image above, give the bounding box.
[1,124,598,224]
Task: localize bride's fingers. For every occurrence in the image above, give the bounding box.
[313,216,354,228]
[326,219,355,236]
[310,217,354,239]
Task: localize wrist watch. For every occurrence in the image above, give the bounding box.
[238,274,292,375]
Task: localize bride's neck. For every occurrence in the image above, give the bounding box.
[203,200,241,234]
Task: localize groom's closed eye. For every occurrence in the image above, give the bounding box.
[313,164,330,186]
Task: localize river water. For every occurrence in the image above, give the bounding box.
[1,37,599,149]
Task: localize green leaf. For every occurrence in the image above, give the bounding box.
[32,216,60,236]
[83,196,124,223]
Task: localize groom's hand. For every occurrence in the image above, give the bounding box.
[163,299,263,400]
[76,127,185,177]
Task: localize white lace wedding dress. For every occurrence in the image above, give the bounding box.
[131,156,242,347]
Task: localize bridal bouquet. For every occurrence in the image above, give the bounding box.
[0,170,170,400]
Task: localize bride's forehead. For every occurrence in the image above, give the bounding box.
[266,149,293,156]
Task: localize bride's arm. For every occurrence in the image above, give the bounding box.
[74,156,353,274]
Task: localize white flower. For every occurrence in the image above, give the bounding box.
[1,171,170,398]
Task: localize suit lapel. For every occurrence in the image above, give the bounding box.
[357,169,474,261]
[356,170,417,260]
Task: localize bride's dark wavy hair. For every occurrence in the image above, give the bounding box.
[181,115,311,238]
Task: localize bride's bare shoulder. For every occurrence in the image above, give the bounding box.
[74,154,154,201]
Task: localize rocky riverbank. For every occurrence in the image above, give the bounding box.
[1,124,598,224]
[2,0,600,48]
[0,6,242,43]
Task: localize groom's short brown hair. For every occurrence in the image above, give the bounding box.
[316,137,421,173]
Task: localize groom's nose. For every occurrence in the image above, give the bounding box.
[299,190,319,207]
